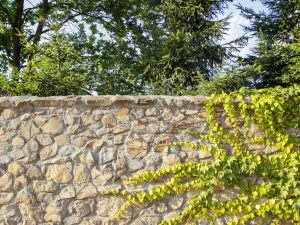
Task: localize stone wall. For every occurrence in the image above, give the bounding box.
[0,96,298,225]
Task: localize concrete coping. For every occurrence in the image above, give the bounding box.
[0,95,209,109]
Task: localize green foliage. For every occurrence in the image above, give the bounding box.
[0,0,299,96]
[0,32,91,96]
[202,0,300,94]
[143,0,244,95]
[103,85,300,224]
[0,0,244,96]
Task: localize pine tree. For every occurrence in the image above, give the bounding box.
[144,0,241,94]
[237,0,300,88]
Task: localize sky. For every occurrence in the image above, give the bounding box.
[222,0,267,56]
[25,0,267,56]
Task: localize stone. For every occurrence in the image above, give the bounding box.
[19,203,45,223]
[214,218,226,225]
[19,153,38,164]
[287,127,300,138]
[82,217,103,225]
[44,203,62,222]
[54,134,70,145]
[46,164,72,183]
[72,136,88,147]
[59,186,76,199]
[82,130,97,139]
[212,188,240,202]
[33,115,47,127]
[65,115,81,125]
[147,124,160,133]
[19,121,39,140]
[99,147,116,164]
[40,144,58,160]
[155,134,171,153]
[1,204,20,220]
[82,130,95,138]
[24,139,39,153]
[102,114,116,128]
[144,153,161,168]
[42,155,71,164]
[113,126,128,134]
[128,159,144,172]
[132,120,146,130]
[248,143,265,151]
[185,151,199,163]
[26,165,43,180]
[115,108,129,117]
[163,211,180,220]
[145,108,157,116]
[161,154,180,168]
[248,123,264,137]
[0,192,14,205]
[91,168,112,185]
[0,155,11,165]
[73,164,89,184]
[114,134,124,145]
[36,134,53,146]
[14,175,28,190]
[42,118,63,134]
[264,146,278,154]
[82,114,93,126]
[85,151,96,165]
[64,216,82,225]
[172,112,185,122]
[168,197,184,210]
[11,136,25,148]
[117,115,130,124]
[1,109,17,119]
[16,188,36,203]
[139,210,161,225]
[68,124,83,134]
[33,180,57,192]
[131,219,145,225]
[7,161,24,176]
[186,109,198,115]
[36,192,54,204]
[85,140,104,150]
[199,150,213,159]
[162,109,172,120]
[126,140,148,158]
[77,184,98,199]
[59,146,76,156]
[96,197,128,218]
[71,200,92,217]
[113,152,127,175]
[0,174,13,191]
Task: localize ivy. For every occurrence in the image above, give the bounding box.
[103,85,300,225]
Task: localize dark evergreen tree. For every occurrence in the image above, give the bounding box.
[144,0,243,94]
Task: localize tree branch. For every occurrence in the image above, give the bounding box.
[0,3,13,25]
[28,0,49,63]
[27,12,82,41]
[11,0,25,73]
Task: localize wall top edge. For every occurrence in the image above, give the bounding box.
[0,95,210,109]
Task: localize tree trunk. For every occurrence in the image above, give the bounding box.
[11,0,24,79]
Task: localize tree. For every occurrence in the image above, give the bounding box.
[140,0,244,94]
[237,0,300,88]
[0,0,245,96]
[0,0,147,95]
[202,0,300,94]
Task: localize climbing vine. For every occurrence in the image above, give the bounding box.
[103,85,300,225]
